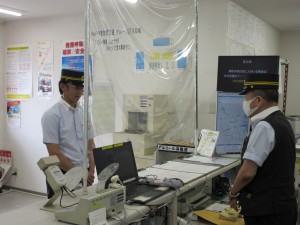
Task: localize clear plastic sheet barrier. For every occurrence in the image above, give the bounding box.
[89,0,197,150]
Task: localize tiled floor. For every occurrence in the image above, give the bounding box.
[0,188,46,215]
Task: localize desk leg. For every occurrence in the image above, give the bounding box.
[168,194,177,225]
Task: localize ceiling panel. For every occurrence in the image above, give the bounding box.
[1,0,300,32]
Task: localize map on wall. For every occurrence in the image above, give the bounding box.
[216,92,249,154]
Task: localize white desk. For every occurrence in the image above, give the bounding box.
[0,191,176,225]
[0,156,240,225]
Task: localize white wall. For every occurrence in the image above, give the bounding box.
[197,0,227,130]
[0,23,4,149]
[280,31,300,115]
[0,0,281,194]
[197,0,280,130]
[2,14,85,193]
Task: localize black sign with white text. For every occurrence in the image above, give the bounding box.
[217,56,280,92]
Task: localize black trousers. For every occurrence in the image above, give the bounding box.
[244,208,298,225]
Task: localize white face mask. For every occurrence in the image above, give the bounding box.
[243,97,258,117]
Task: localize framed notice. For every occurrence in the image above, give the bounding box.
[217,56,280,92]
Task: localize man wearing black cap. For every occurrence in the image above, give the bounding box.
[229,73,297,225]
[41,69,95,198]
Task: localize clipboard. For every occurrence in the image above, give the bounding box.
[194,210,244,225]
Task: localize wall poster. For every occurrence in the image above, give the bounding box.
[6,100,21,128]
[61,40,85,72]
[37,41,54,98]
[6,44,33,100]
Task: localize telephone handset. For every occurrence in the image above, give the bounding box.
[37,155,67,191]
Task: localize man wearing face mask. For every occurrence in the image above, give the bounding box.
[229,73,297,225]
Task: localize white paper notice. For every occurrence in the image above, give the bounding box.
[182,155,238,166]
[152,161,220,174]
[6,44,32,100]
[206,203,229,212]
[196,129,219,157]
[88,207,107,225]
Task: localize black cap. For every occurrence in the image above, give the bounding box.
[60,69,84,86]
[239,73,279,95]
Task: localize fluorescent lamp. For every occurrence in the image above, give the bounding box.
[0,6,22,17]
[125,0,138,3]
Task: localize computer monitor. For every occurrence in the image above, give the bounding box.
[93,141,138,187]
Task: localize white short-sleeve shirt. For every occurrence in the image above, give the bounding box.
[41,98,94,167]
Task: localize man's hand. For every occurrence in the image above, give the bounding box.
[229,196,239,211]
[87,139,96,186]
[87,170,95,186]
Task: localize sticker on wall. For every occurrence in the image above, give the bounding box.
[6,100,21,128]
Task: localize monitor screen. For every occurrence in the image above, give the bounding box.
[216,92,248,154]
[93,141,138,187]
[217,55,280,92]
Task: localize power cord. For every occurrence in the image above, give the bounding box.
[59,186,78,208]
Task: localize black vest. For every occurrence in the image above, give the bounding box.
[239,110,297,216]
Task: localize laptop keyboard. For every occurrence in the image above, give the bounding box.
[126,184,155,200]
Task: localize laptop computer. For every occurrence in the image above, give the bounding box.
[93,141,170,204]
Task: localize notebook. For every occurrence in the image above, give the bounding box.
[93,141,170,204]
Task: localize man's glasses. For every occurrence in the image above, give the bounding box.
[66,83,84,91]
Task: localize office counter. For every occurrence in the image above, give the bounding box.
[0,155,240,225]
[0,191,176,225]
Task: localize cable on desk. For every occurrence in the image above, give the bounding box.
[110,214,130,224]
[147,204,169,225]
[114,209,149,224]
[137,168,146,172]
[124,204,153,223]
[159,205,168,225]
[63,186,76,198]
[125,204,150,217]
[59,186,78,208]
[112,209,152,225]
[146,202,169,214]
[147,203,169,225]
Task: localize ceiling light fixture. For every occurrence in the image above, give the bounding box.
[0,5,22,17]
[125,0,138,4]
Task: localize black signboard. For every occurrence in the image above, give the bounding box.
[217,56,280,92]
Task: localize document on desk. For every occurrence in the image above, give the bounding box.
[88,207,107,225]
[205,202,229,212]
[152,161,220,174]
[138,167,203,183]
[182,155,238,166]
